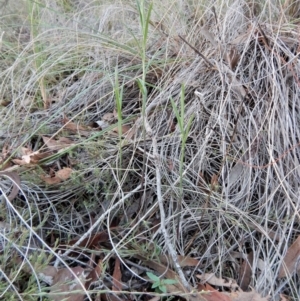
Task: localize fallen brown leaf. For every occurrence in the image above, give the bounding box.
[112,257,122,291]
[102,112,115,122]
[159,255,200,267]
[22,150,42,164]
[197,283,231,301]
[105,256,124,301]
[41,175,62,185]
[21,147,32,156]
[69,231,109,249]
[238,251,253,290]
[12,147,52,165]
[41,167,72,185]
[14,258,89,301]
[85,259,103,289]
[42,136,74,151]
[99,111,133,137]
[177,255,200,267]
[0,98,11,106]
[56,167,72,181]
[0,160,12,171]
[196,273,239,290]
[228,289,270,301]
[38,266,88,301]
[63,116,91,137]
[112,124,131,134]
[0,171,21,201]
[279,235,300,278]
[11,159,26,166]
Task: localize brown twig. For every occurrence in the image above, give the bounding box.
[257,23,269,47]
[178,35,214,67]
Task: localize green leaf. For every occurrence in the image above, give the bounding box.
[163,279,178,285]
[146,272,160,282]
[159,285,167,293]
[151,282,160,289]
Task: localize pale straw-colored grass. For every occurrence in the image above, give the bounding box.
[0,0,299,300]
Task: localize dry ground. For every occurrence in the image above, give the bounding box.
[0,0,300,300]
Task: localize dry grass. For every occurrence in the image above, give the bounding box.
[0,0,300,300]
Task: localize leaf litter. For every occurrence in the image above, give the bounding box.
[38,265,89,301]
[278,235,300,278]
[0,171,21,201]
[41,167,73,185]
[0,1,299,301]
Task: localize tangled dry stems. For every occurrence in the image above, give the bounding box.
[1,0,300,299]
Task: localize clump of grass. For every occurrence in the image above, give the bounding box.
[0,0,300,300]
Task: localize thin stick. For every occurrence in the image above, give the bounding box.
[178,35,213,67]
[143,118,192,293]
